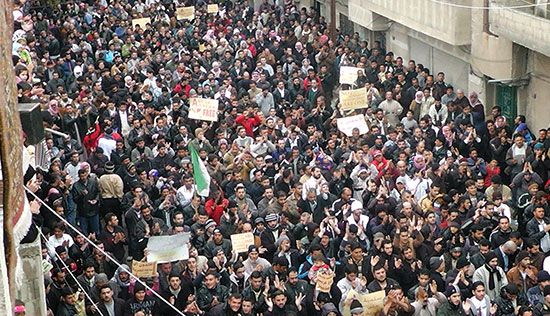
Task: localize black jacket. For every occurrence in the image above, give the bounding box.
[95,298,125,316]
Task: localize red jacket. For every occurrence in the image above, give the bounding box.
[83,122,101,154]
[235,114,261,137]
[205,198,229,225]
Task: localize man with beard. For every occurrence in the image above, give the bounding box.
[108,264,132,301]
[161,273,194,315]
[302,166,327,199]
[265,289,305,316]
[367,263,399,292]
[47,268,70,315]
[134,204,168,257]
[207,293,243,316]
[437,284,469,316]
[260,213,291,260]
[96,284,125,316]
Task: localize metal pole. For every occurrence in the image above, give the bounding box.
[330,0,336,41]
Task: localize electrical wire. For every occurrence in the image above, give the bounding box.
[38,227,105,316]
[25,186,188,316]
[427,0,550,10]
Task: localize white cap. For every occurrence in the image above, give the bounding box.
[351,200,363,212]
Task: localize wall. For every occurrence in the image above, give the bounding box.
[356,0,471,46]
[16,237,47,316]
[490,1,550,58]
[525,52,550,131]
[470,0,514,81]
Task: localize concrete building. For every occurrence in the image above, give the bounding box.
[310,0,550,131]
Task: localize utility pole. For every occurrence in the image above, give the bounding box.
[329,0,336,41]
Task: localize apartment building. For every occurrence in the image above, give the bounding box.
[313,0,550,131]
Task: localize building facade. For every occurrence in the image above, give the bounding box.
[312,0,550,131]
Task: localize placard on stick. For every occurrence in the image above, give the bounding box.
[132,17,151,28]
[230,232,255,253]
[132,260,157,278]
[176,7,195,20]
[207,4,219,14]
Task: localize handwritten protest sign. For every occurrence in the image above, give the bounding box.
[146,233,190,263]
[342,290,385,316]
[230,232,255,253]
[315,270,335,293]
[132,17,151,28]
[42,260,53,274]
[207,4,219,14]
[339,66,364,85]
[337,114,369,136]
[132,260,157,278]
[176,7,195,20]
[189,97,219,122]
[339,88,368,110]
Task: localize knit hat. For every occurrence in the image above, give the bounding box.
[134,282,146,294]
[350,299,364,314]
[104,161,115,173]
[445,284,460,297]
[276,235,290,248]
[373,232,385,241]
[248,245,258,254]
[515,250,530,264]
[535,143,544,150]
[350,200,363,212]
[484,252,498,264]
[429,257,443,270]
[321,303,340,316]
[205,219,216,230]
[538,271,550,283]
[456,257,470,269]
[265,213,278,222]
[95,273,109,284]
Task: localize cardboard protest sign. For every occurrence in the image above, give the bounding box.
[132,17,151,28]
[230,232,255,253]
[340,66,364,85]
[146,233,190,263]
[315,270,335,293]
[342,290,385,316]
[189,97,219,122]
[207,4,219,14]
[176,7,195,20]
[339,88,368,110]
[132,260,157,278]
[337,114,369,136]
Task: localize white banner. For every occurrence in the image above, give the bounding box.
[189,98,219,122]
[337,114,369,136]
[146,233,190,263]
[339,66,363,85]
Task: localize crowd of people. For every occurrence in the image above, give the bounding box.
[10,0,550,315]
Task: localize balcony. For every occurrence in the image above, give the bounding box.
[489,0,550,57]
[348,0,471,46]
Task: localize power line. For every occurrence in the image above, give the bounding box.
[25,186,188,316]
[428,0,550,10]
[39,227,105,316]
